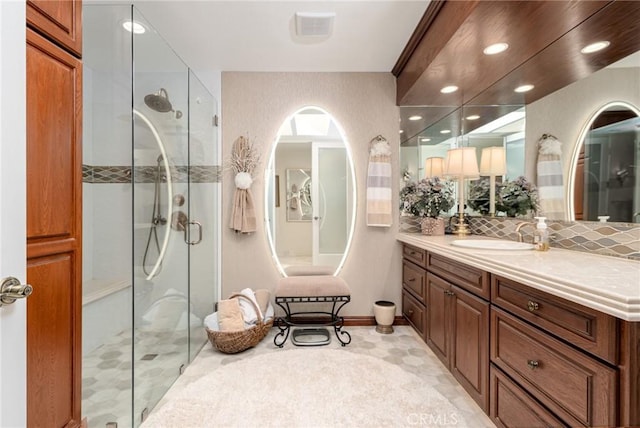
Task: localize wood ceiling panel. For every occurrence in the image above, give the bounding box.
[395,0,612,106]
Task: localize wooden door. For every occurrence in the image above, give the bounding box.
[450,285,489,412]
[425,273,450,367]
[26,27,82,428]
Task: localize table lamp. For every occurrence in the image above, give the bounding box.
[479,147,506,217]
[424,157,445,178]
[445,147,479,235]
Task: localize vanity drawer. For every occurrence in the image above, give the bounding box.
[491,308,617,427]
[403,244,426,267]
[490,365,567,428]
[491,275,618,364]
[402,290,426,338]
[403,260,426,301]
[427,252,489,299]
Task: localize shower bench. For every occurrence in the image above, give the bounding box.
[273,275,351,347]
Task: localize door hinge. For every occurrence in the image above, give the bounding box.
[213,115,219,127]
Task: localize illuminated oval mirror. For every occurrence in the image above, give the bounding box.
[265,107,356,276]
[569,102,640,222]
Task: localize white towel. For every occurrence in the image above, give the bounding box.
[367,136,393,227]
[537,134,565,220]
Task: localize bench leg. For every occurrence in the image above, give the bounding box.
[333,300,351,346]
[273,301,292,347]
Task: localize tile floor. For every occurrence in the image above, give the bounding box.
[148,326,495,427]
[82,328,205,428]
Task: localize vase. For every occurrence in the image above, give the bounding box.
[421,217,445,236]
[373,300,396,334]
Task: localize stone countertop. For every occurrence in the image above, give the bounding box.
[397,233,640,322]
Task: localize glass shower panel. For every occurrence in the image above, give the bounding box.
[132,8,189,423]
[187,71,218,361]
[82,5,134,427]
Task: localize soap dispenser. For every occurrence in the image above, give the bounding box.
[533,216,550,251]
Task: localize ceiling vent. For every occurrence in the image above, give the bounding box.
[295,12,335,37]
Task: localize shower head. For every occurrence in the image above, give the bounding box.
[144,88,173,113]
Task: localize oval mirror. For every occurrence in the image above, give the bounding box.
[569,101,640,222]
[265,106,356,276]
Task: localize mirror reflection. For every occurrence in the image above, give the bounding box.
[572,103,640,222]
[266,107,356,276]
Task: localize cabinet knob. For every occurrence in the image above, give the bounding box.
[407,309,414,317]
[527,359,540,370]
[527,300,540,312]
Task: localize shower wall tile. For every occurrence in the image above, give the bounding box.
[82,165,221,184]
[399,215,640,260]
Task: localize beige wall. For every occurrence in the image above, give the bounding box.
[525,67,640,217]
[221,72,402,316]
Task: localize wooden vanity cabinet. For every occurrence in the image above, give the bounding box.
[426,271,489,412]
[401,245,427,338]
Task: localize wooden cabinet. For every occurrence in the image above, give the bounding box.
[402,244,427,338]
[426,272,489,411]
[26,3,82,427]
[400,242,639,426]
[27,0,82,56]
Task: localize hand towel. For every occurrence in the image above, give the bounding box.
[367,135,393,227]
[217,298,244,331]
[229,136,258,234]
[254,289,271,315]
[238,287,262,325]
[537,134,565,220]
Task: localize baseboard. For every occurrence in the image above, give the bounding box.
[285,315,409,327]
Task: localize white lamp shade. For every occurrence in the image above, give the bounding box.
[480,146,506,176]
[444,147,479,178]
[424,157,445,178]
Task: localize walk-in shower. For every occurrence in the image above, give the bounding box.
[82,5,219,427]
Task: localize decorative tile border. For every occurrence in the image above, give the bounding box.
[399,215,640,260]
[83,165,221,184]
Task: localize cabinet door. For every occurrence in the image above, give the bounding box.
[426,273,450,367]
[451,285,489,412]
[27,0,82,56]
[26,28,82,428]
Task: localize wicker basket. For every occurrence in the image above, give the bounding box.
[205,292,273,354]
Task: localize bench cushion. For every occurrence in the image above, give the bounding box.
[276,276,350,298]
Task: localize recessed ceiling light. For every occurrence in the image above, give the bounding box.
[581,41,610,54]
[399,130,404,134]
[466,115,480,120]
[483,43,509,55]
[420,138,431,142]
[440,85,458,94]
[440,129,451,134]
[514,84,534,93]
[122,20,146,34]
[408,115,422,121]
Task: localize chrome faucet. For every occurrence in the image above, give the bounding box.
[514,221,536,243]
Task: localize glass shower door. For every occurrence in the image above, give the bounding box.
[187,70,218,361]
[132,8,189,423]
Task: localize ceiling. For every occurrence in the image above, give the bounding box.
[125,0,430,72]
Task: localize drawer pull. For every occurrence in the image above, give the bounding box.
[409,251,416,255]
[527,301,540,312]
[444,290,455,297]
[527,359,540,370]
[408,278,416,282]
[407,309,414,316]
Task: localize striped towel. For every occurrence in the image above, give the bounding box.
[536,134,565,220]
[366,136,393,227]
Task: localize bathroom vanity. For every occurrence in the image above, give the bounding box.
[398,233,640,428]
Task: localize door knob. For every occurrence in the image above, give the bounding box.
[0,277,33,307]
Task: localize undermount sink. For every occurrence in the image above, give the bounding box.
[451,239,534,251]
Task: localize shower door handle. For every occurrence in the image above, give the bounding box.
[185,221,202,245]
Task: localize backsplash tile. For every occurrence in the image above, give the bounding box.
[399,215,640,260]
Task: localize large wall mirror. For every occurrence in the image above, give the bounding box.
[265,106,356,277]
[569,101,640,222]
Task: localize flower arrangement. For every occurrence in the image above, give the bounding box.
[496,176,539,217]
[399,177,455,218]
